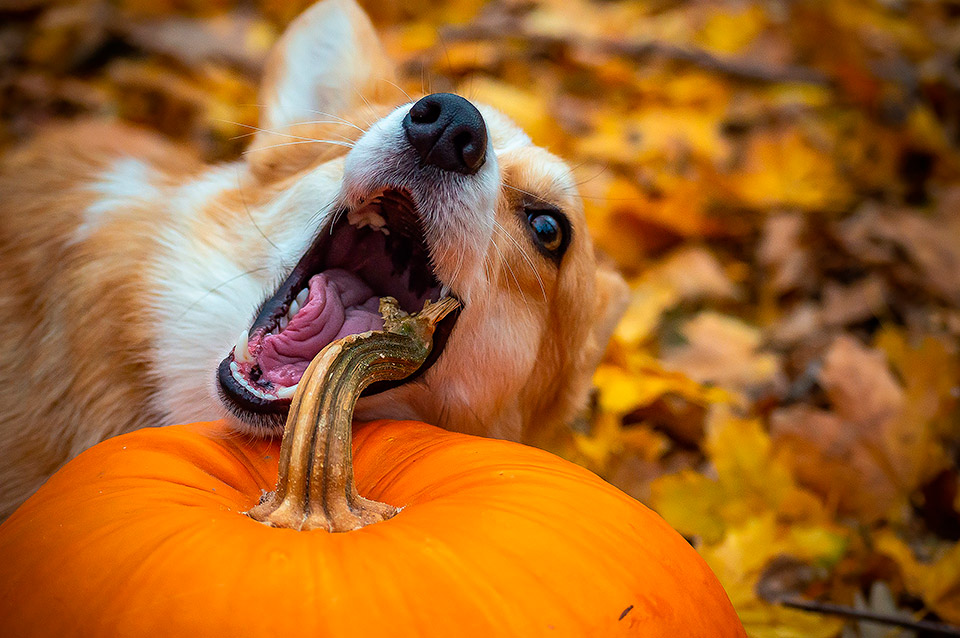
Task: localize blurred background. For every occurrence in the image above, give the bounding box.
[2,0,959,635]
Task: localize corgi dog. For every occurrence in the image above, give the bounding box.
[0,0,627,519]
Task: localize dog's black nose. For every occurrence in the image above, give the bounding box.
[402,93,487,175]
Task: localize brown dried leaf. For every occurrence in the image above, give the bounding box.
[770,404,899,520]
[820,334,904,431]
[647,245,740,304]
[767,302,825,348]
[836,205,960,305]
[663,312,786,400]
[773,335,951,520]
[820,276,888,327]
[758,211,813,295]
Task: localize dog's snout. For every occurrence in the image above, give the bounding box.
[403,93,487,175]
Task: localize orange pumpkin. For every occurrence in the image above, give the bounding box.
[0,301,745,636]
[0,418,744,637]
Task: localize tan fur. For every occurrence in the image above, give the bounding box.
[0,122,202,517]
[0,0,627,520]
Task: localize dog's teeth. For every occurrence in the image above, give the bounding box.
[347,208,387,232]
[229,360,240,374]
[288,300,300,319]
[231,367,273,400]
[440,284,451,298]
[234,329,253,363]
[367,212,386,229]
[276,384,298,399]
[278,316,288,331]
[295,288,308,307]
[347,209,367,228]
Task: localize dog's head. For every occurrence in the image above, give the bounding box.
[215,0,627,441]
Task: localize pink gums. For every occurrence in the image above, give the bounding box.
[256,269,384,387]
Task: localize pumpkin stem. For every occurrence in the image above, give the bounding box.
[247,296,460,532]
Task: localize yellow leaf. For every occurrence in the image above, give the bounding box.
[582,174,719,266]
[572,411,622,469]
[576,107,729,166]
[697,5,766,54]
[724,127,852,212]
[650,470,727,543]
[876,531,960,623]
[619,425,670,462]
[611,281,677,348]
[700,515,846,638]
[594,354,730,420]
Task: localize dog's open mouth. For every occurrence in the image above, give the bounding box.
[217,188,459,419]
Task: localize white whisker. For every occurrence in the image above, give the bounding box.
[218,121,349,145]
[494,219,548,303]
[180,266,272,321]
[235,166,279,254]
[227,120,361,141]
[352,88,378,128]
[570,163,609,188]
[242,140,355,154]
[303,109,367,133]
[489,226,526,304]
[377,77,414,103]
[303,193,345,232]
[502,182,551,206]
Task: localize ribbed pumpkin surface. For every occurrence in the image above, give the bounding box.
[0,419,744,637]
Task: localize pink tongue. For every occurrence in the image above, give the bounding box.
[258,269,384,387]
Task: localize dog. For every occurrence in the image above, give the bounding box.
[0,0,627,519]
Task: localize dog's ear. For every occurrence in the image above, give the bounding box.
[259,0,393,131]
[249,0,395,180]
[589,263,629,367]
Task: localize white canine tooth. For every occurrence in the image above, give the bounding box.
[295,288,308,307]
[278,316,288,331]
[276,384,298,399]
[234,329,252,363]
[440,284,451,298]
[288,300,300,319]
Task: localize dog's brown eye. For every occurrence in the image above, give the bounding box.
[523,206,570,264]
[529,213,562,252]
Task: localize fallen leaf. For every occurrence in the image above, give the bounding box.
[662,312,786,400]
[646,245,740,303]
[820,335,904,432]
[699,514,846,638]
[115,11,278,75]
[724,126,853,212]
[820,276,888,327]
[771,335,951,521]
[836,205,960,305]
[875,531,960,624]
[770,404,899,520]
[757,211,813,296]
